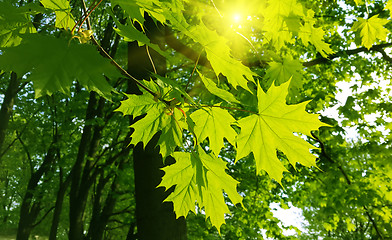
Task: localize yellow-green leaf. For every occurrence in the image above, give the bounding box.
[190,24,255,91]
[159,147,242,232]
[351,15,389,50]
[197,70,240,104]
[40,0,75,29]
[129,107,184,158]
[299,22,333,57]
[190,107,237,155]
[236,81,327,183]
[386,0,392,17]
[264,58,303,93]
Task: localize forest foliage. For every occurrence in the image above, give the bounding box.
[1,0,392,239]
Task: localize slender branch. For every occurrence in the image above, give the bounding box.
[77,0,162,101]
[90,36,158,98]
[303,43,392,67]
[78,0,103,32]
[31,206,55,228]
[183,104,257,114]
[80,0,92,30]
[311,132,352,184]
[364,205,384,239]
[185,52,201,92]
[373,48,392,64]
[16,133,33,174]
[146,46,157,74]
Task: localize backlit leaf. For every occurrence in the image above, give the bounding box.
[190,24,255,91]
[159,147,242,232]
[351,15,389,50]
[40,0,75,29]
[264,58,303,93]
[190,107,237,155]
[129,106,184,158]
[299,22,333,57]
[198,70,240,104]
[236,81,327,183]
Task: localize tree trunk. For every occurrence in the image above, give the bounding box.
[0,72,20,154]
[132,140,187,240]
[127,14,187,240]
[68,92,99,240]
[49,172,71,240]
[16,141,57,240]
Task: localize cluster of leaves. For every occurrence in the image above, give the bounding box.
[0,0,332,231]
[2,0,392,237]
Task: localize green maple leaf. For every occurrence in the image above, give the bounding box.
[197,70,240,104]
[129,106,184,158]
[190,24,255,91]
[264,58,303,94]
[236,81,327,183]
[40,0,75,29]
[351,15,389,50]
[190,107,237,155]
[0,34,116,98]
[112,0,166,24]
[299,22,333,57]
[115,93,162,117]
[159,147,242,232]
[0,2,37,47]
[386,0,392,17]
[110,11,172,61]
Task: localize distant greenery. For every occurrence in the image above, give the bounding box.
[1,0,392,239]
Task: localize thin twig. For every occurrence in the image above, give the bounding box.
[183,104,257,114]
[146,46,157,74]
[185,53,201,92]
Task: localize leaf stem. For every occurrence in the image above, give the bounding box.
[78,0,163,102]
[78,0,103,32]
[185,52,201,92]
[184,104,257,114]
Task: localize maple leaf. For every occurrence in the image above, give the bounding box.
[236,81,327,183]
[351,15,389,50]
[159,147,242,232]
[264,58,303,94]
[115,93,162,117]
[112,0,166,24]
[129,105,184,158]
[197,70,240,104]
[0,2,37,47]
[386,0,392,17]
[299,22,334,57]
[40,0,75,29]
[190,24,255,91]
[0,34,116,98]
[190,107,237,155]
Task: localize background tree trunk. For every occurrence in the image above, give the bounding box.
[0,72,20,154]
[127,14,187,240]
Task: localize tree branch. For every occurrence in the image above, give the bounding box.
[303,43,392,67]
